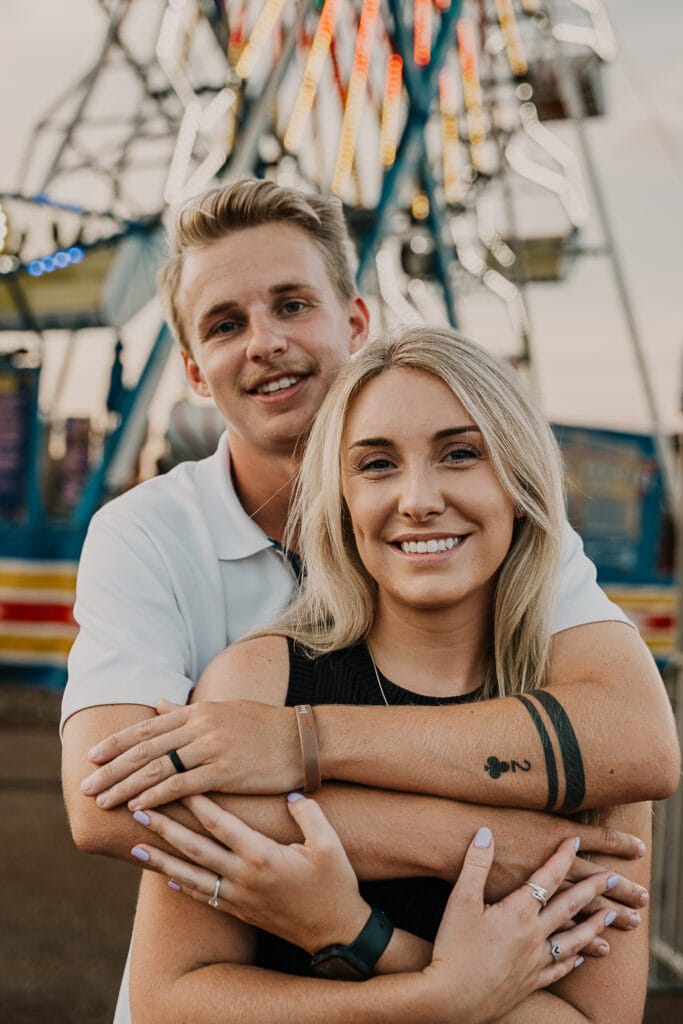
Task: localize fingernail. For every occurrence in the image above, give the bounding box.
[573,837,580,851]
[637,840,646,857]
[604,911,617,927]
[287,792,304,803]
[96,793,109,808]
[630,912,640,928]
[87,745,102,760]
[606,874,620,889]
[168,880,182,893]
[131,846,150,862]
[129,799,140,811]
[574,956,584,968]
[639,890,649,907]
[474,826,492,848]
[133,809,151,827]
[596,942,610,956]
[81,777,95,794]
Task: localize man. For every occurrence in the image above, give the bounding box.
[61,180,678,1020]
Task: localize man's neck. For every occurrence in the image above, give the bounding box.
[228,440,298,545]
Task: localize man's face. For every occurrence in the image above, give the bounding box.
[179,222,369,460]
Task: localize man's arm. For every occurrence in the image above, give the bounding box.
[87,621,679,814]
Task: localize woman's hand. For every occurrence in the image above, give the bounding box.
[418,830,621,1024]
[129,792,370,954]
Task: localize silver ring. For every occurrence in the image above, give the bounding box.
[550,939,562,963]
[525,881,549,907]
[208,874,222,908]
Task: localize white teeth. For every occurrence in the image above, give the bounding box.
[399,537,463,554]
[256,375,301,394]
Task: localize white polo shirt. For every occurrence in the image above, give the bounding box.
[62,432,629,732]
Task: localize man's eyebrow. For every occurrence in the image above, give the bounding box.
[269,281,320,295]
[349,426,480,450]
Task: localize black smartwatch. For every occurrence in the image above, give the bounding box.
[310,906,394,981]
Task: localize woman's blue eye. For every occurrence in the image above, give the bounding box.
[445,446,480,463]
[359,457,394,472]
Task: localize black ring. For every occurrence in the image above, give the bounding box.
[168,748,188,774]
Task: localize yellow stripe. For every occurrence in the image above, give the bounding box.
[0,571,76,591]
[0,634,74,656]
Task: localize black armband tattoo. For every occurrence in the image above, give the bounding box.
[532,690,586,813]
[513,695,559,811]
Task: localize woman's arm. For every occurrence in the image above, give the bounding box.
[492,801,652,1024]
[130,825,618,1024]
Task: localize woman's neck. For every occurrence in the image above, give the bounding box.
[368,595,493,698]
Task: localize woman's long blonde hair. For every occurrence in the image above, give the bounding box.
[270,326,566,698]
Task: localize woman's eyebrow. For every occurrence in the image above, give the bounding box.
[348,425,480,451]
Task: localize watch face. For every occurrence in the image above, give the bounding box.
[310,955,367,981]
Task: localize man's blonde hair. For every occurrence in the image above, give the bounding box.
[157,179,358,354]
[270,325,566,699]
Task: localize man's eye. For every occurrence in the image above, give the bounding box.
[282,300,307,314]
[214,320,240,335]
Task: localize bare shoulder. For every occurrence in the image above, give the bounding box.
[194,634,290,706]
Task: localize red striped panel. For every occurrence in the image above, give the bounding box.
[0,600,76,626]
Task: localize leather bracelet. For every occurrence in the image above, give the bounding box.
[294,704,321,793]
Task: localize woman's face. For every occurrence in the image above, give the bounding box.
[340,367,516,615]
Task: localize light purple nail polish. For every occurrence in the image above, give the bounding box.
[573,837,580,852]
[131,846,150,862]
[604,911,617,927]
[133,809,151,827]
[574,956,584,968]
[168,880,182,893]
[639,890,649,907]
[287,792,304,803]
[630,912,640,927]
[96,793,109,807]
[81,777,94,794]
[474,826,492,849]
[606,874,620,889]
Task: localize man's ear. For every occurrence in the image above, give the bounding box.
[348,295,370,353]
[181,351,212,399]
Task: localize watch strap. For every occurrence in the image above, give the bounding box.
[310,906,394,979]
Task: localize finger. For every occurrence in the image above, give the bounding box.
[580,824,646,861]
[546,908,616,966]
[441,827,494,927]
[82,728,195,798]
[183,794,271,856]
[131,807,239,876]
[537,953,586,989]
[568,858,648,910]
[130,841,225,902]
[127,765,220,811]
[572,893,642,931]
[157,699,184,715]
[91,749,196,809]
[285,792,344,849]
[541,871,620,933]
[511,836,579,914]
[87,708,191,763]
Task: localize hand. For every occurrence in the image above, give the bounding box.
[418,831,621,1024]
[482,807,648,930]
[81,699,302,809]
[128,793,370,954]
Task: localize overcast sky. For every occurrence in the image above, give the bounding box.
[1,0,681,439]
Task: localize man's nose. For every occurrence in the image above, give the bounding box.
[397,467,446,520]
[245,314,288,361]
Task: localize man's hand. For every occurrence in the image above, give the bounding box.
[81,698,302,810]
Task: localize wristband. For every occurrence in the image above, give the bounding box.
[295,704,321,793]
[310,906,395,980]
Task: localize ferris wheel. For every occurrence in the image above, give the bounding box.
[0,0,627,685]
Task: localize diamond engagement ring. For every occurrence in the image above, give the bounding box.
[524,881,549,907]
[549,939,562,963]
[208,874,222,908]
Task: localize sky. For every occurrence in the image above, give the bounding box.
[0,0,682,443]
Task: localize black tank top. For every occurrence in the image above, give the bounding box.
[254,638,483,976]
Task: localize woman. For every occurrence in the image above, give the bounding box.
[129,327,650,1022]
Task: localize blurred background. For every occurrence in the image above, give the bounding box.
[0,1,681,1020]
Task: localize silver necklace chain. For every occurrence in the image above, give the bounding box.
[366,643,390,707]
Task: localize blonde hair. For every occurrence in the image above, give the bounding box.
[157,179,358,354]
[272,325,566,699]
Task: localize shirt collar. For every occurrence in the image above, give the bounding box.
[194,432,274,561]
